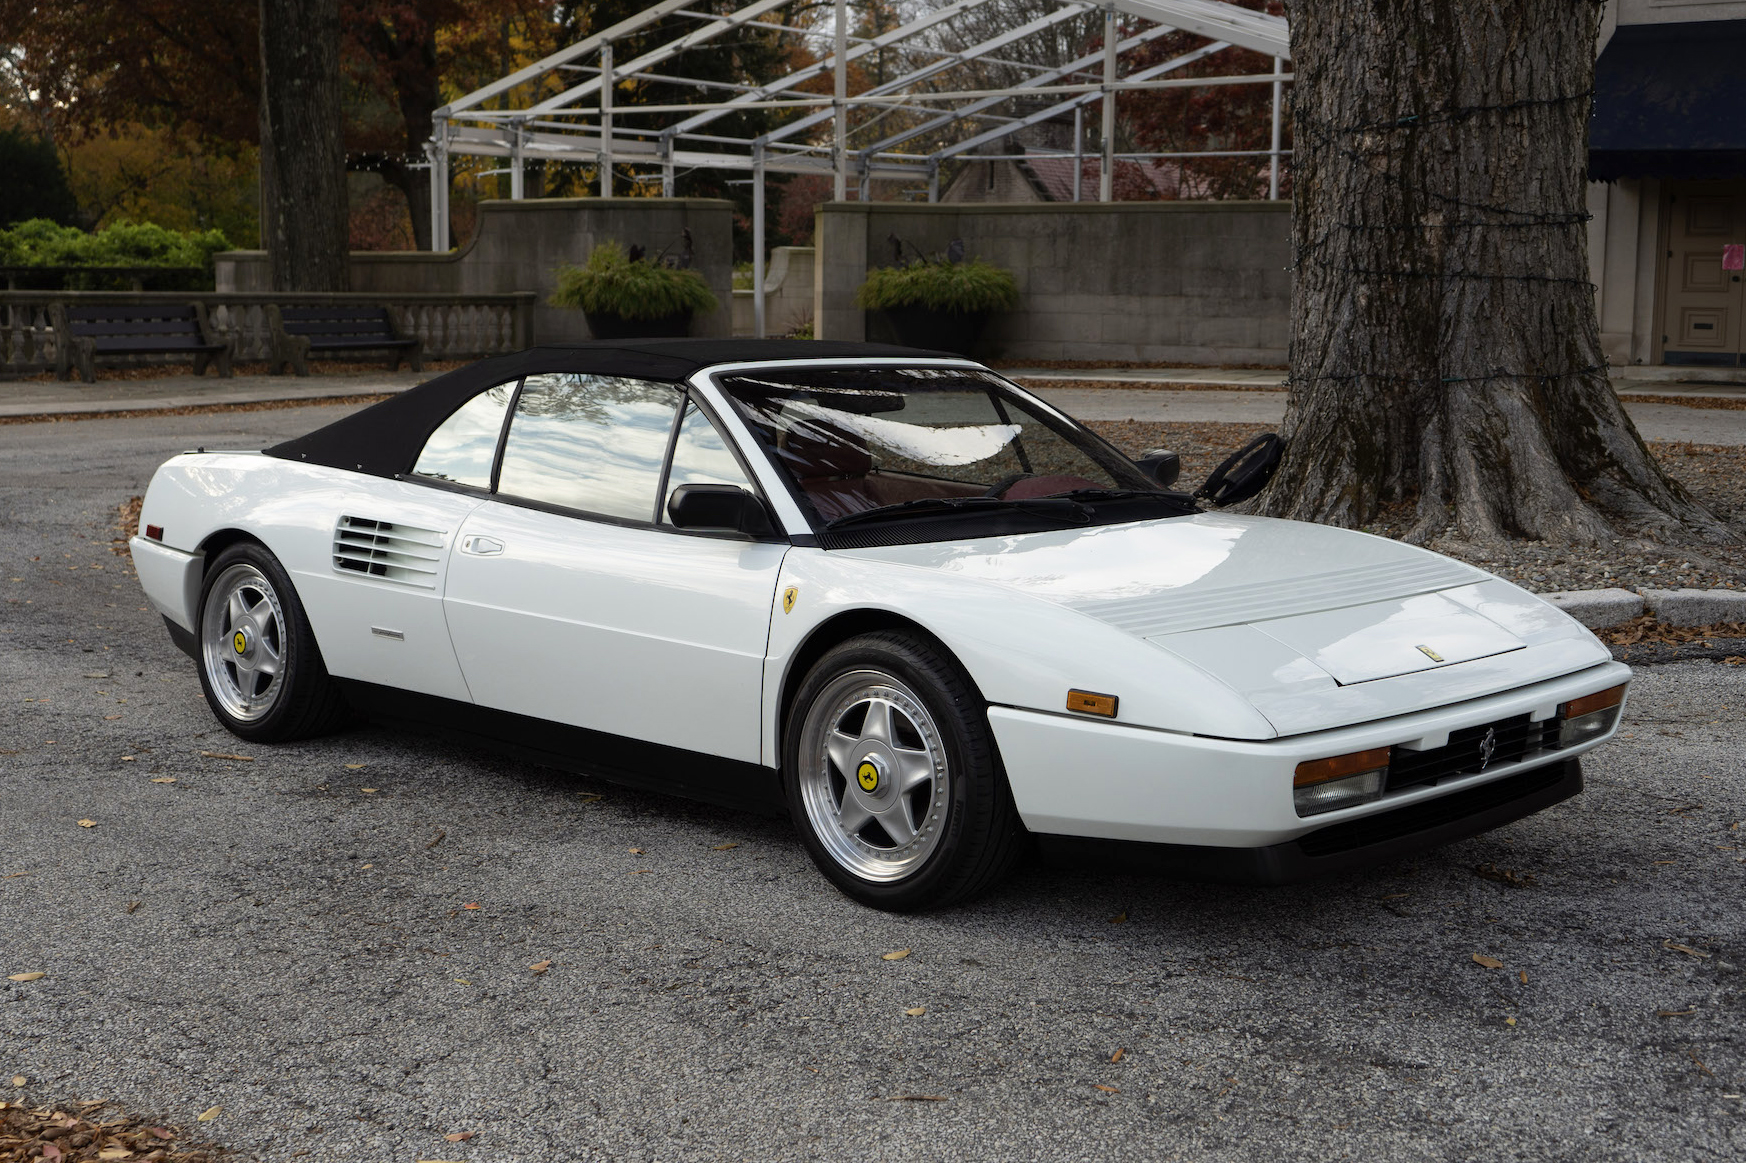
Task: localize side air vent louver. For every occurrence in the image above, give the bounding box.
[332,516,444,587]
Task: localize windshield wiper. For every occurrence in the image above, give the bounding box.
[824,495,1088,530]
[1047,487,1199,511]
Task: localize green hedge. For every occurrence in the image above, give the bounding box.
[0,219,232,270]
[549,241,719,320]
[854,258,1019,313]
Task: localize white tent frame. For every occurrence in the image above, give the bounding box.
[428,0,1291,336]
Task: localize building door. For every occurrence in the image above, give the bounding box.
[1661,181,1746,367]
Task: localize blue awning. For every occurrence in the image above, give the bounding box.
[1589,20,1746,181]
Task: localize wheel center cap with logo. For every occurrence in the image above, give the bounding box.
[233,627,251,656]
[856,755,886,794]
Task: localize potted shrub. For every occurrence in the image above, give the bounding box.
[854,250,1019,355]
[550,241,719,339]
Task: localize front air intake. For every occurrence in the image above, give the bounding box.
[332,516,443,587]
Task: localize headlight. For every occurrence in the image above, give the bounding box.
[1294,747,1390,817]
[1559,684,1626,748]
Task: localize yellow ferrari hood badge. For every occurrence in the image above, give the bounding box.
[782,586,798,614]
[1416,644,1445,663]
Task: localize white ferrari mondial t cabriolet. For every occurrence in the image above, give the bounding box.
[131,340,1630,909]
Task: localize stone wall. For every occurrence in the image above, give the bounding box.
[812,201,1291,364]
[216,197,734,345]
[731,246,816,337]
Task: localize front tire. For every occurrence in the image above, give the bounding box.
[196,542,347,742]
[784,631,1026,910]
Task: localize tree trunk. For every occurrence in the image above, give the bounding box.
[1265,0,1733,547]
[258,0,350,291]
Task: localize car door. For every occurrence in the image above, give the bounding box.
[290,381,517,702]
[442,372,789,765]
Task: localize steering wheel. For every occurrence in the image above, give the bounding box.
[983,471,1036,498]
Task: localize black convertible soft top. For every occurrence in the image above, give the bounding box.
[262,338,949,480]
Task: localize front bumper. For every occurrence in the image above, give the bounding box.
[987,659,1628,848]
[1036,757,1582,884]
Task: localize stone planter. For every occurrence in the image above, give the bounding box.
[869,306,990,356]
[583,309,693,340]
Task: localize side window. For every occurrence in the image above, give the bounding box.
[410,380,516,487]
[497,373,680,521]
[660,400,755,524]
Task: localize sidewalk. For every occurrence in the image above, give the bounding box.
[4,363,1745,447]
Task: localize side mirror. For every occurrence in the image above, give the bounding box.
[1136,448,1181,488]
[667,483,777,537]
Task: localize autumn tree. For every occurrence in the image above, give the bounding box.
[1263,0,1733,549]
[258,0,350,290]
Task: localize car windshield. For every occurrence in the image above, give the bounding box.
[716,366,1186,538]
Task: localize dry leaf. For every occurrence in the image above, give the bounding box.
[444,1131,475,1142]
[119,756,135,762]
[1471,954,1504,969]
[150,777,176,784]
[882,948,912,961]
[1663,940,1711,958]
[77,819,97,828]
[1111,1048,1125,1063]
[1,872,29,879]
[461,902,481,910]
[1505,1017,1518,1027]
[1094,1084,1120,1093]
[1108,911,1128,924]
[454,979,471,985]
[42,1144,61,1162]
[712,842,739,851]
[1518,970,1528,984]
[628,847,645,854]
[904,1007,926,1016]
[98,1148,133,1160]
[103,714,122,720]
[1658,1008,1696,1018]
[146,1128,174,1141]
[345,763,366,770]
[196,1105,221,1122]
[7,972,44,982]
[125,901,140,914]
[10,1076,24,1087]
[198,750,253,762]
[360,788,377,794]
[530,961,552,974]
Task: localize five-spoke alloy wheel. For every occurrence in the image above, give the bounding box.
[196,542,347,742]
[785,631,1025,910]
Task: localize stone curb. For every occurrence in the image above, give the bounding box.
[1541,587,1746,629]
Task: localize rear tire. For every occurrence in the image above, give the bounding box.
[784,631,1026,910]
[196,542,348,742]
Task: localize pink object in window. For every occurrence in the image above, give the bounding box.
[1724,243,1745,271]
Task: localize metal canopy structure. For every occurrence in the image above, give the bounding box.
[429,0,1291,335]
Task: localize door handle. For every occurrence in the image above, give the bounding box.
[461,535,504,556]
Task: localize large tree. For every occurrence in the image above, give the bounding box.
[1264,1,1734,548]
[259,0,350,290]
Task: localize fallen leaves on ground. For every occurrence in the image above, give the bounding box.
[443,1131,475,1142]
[1659,1008,1697,1018]
[76,820,97,829]
[1602,615,1746,648]
[0,1096,225,1163]
[1093,1084,1121,1093]
[344,763,366,770]
[881,949,912,961]
[1474,863,1537,887]
[530,961,551,975]
[1471,954,1505,969]
[711,842,739,851]
[7,973,45,982]
[195,1107,219,1123]
[198,751,252,762]
[460,903,481,910]
[904,1007,926,1017]
[1663,940,1711,959]
[628,848,645,855]
[1110,1048,1125,1063]
[150,777,175,784]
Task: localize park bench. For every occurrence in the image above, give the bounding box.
[268,304,423,376]
[49,302,234,382]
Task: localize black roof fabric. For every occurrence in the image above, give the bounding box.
[1590,20,1746,181]
[262,338,951,479]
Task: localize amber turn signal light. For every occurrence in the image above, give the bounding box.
[1066,689,1119,718]
[1294,746,1392,788]
[1561,685,1625,720]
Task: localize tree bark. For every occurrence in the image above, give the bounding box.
[259,0,350,291]
[1264,0,1733,547]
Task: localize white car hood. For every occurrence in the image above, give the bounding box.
[838,514,1607,735]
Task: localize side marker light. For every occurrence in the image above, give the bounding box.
[145,525,164,541]
[1066,690,1119,718]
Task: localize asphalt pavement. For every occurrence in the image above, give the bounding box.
[2,404,1743,1162]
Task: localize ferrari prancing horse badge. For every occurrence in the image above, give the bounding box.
[782,586,798,614]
